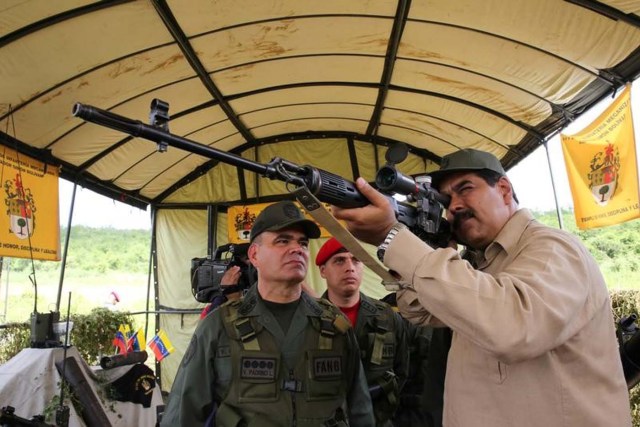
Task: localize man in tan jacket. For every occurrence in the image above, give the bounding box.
[333,148,631,426]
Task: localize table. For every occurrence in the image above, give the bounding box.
[0,347,162,426]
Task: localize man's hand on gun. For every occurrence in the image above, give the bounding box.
[332,178,397,246]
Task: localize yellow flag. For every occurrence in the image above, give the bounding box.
[0,146,60,259]
[561,85,640,229]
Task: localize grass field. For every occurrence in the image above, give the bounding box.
[0,269,153,325]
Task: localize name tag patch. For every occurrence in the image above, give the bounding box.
[313,356,342,378]
[241,357,277,380]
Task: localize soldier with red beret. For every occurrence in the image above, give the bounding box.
[316,237,409,426]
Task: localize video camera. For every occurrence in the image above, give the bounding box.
[191,243,254,303]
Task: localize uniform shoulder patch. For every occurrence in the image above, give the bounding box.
[304,295,325,316]
[360,298,378,314]
[182,335,198,366]
[238,295,257,315]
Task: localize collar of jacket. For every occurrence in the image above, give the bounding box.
[321,291,380,320]
[238,284,326,318]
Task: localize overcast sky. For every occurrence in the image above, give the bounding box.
[58,84,640,230]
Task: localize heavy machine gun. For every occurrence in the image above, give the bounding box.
[72,100,451,249]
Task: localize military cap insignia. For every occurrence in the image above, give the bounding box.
[283,203,300,219]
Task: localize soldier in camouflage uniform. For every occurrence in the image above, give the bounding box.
[381,293,450,427]
[162,201,374,427]
[315,237,409,426]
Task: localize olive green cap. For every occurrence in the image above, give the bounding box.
[429,148,506,188]
[249,201,321,242]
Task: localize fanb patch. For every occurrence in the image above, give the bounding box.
[217,345,231,358]
[241,357,277,380]
[382,343,394,358]
[313,356,342,378]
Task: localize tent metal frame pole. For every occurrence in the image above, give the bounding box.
[151,210,162,390]
[56,182,77,311]
[207,205,218,257]
[1,258,7,323]
[144,206,156,344]
[543,142,565,229]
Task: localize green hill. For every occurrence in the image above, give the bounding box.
[534,209,640,289]
[1,226,152,323]
[1,214,639,324]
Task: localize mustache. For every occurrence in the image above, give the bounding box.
[452,210,474,230]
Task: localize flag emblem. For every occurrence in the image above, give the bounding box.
[561,84,639,229]
[4,174,36,239]
[588,143,620,206]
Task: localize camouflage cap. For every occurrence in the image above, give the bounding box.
[249,201,321,242]
[429,148,506,188]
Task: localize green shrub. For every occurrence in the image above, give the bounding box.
[72,308,134,365]
[0,322,30,364]
[0,309,135,366]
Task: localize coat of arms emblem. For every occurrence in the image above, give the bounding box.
[588,143,620,206]
[4,174,36,239]
[234,207,256,241]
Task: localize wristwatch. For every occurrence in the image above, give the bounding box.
[377,222,407,262]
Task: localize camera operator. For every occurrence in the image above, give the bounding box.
[199,265,244,319]
[333,148,631,426]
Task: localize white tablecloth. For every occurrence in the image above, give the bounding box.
[0,347,162,427]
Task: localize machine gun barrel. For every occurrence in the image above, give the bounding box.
[73,101,452,246]
[72,103,274,177]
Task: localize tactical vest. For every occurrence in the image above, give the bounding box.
[215,297,354,427]
[356,297,400,425]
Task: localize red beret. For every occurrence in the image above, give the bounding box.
[315,237,347,266]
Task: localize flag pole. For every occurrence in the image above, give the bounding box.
[543,141,565,230]
[56,182,77,311]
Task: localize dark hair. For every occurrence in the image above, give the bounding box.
[475,170,519,204]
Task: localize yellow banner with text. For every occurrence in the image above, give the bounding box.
[561,85,640,229]
[0,146,60,260]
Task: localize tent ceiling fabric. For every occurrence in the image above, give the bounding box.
[2,0,640,208]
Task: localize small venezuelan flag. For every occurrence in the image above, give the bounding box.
[148,329,174,361]
[112,330,128,354]
[128,328,146,352]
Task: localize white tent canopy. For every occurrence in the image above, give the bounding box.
[3,0,640,389]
